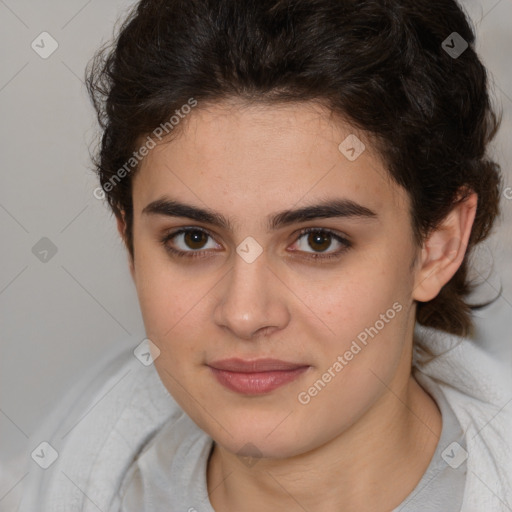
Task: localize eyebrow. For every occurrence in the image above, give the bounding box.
[142,197,377,231]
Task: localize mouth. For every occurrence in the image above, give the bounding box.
[207,358,310,395]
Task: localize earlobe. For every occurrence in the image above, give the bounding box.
[128,256,135,281]
[116,211,136,280]
[413,191,477,303]
[116,212,126,242]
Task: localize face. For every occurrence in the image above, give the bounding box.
[125,100,422,459]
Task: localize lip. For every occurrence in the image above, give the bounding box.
[208,358,307,372]
[207,358,310,395]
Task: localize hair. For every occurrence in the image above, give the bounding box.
[85,0,502,339]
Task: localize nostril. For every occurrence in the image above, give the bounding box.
[254,326,276,338]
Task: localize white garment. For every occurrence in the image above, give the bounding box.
[112,369,468,512]
[14,326,512,512]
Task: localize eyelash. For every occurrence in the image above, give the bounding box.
[160,226,352,262]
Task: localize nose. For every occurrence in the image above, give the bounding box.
[213,252,291,341]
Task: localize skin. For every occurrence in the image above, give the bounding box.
[117,99,477,512]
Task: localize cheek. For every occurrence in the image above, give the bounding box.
[293,274,409,437]
[308,283,407,380]
[292,255,412,405]
[299,255,408,339]
[132,247,207,345]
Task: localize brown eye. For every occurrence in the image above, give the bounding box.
[306,231,332,252]
[290,228,352,261]
[183,229,209,250]
[160,227,221,259]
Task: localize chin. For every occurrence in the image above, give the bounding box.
[210,423,309,460]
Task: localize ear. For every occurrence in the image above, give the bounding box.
[116,211,135,280]
[413,191,478,302]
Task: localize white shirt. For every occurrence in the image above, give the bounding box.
[114,371,467,512]
[15,326,512,512]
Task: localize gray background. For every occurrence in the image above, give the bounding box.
[0,0,511,510]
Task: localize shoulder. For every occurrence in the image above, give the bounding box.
[16,341,182,512]
[112,399,211,512]
[413,325,512,511]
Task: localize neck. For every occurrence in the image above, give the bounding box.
[207,372,442,512]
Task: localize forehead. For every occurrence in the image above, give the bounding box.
[132,101,409,226]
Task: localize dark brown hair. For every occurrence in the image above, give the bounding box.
[86,0,502,338]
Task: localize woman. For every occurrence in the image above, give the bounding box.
[17,0,512,510]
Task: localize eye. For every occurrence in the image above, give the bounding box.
[160,226,351,262]
[160,227,221,259]
[289,228,351,260]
